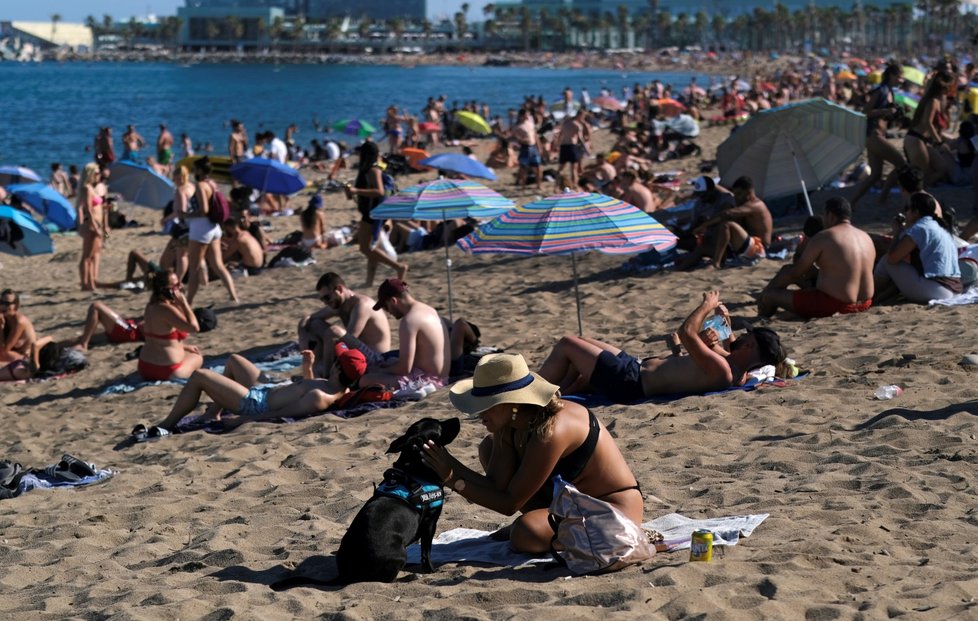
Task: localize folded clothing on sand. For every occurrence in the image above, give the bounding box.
[1,454,112,500]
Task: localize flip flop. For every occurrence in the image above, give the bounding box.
[131,424,149,443]
[145,426,172,441]
[60,454,97,479]
[39,463,82,483]
[0,461,23,487]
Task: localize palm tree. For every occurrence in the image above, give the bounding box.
[224,16,244,48]
[50,14,61,43]
[85,15,98,37]
[270,15,285,52]
[694,10,708,48]
[520,7,532,51]
[616,5,629,49]
[711,14,725,48]
[126,17,140,50]
[674,13,689,47]
[648,0,659,46]
[655,12,670,47]
[774,3,789,50]
[102,14,113,32]
[454,9,468,48]
[389,17,405,50]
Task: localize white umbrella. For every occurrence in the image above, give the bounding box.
[717,98,866,216]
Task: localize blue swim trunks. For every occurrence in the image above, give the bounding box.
[518,144,542,167]
[589,350,646,404]
[238,385,272,417]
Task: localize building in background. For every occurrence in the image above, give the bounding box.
[0,21,93,52]
[306,0,426,20]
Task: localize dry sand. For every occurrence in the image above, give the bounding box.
[2,118,978,620]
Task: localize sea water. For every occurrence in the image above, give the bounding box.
[0,62,708,173]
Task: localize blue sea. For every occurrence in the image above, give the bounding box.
[0,62,708,174]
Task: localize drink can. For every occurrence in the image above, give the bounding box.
[690,529,713,562]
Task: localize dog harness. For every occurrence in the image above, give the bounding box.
[374,468,444,516]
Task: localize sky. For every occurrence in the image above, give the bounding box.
[0,1,481,23]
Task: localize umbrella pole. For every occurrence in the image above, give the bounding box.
[443,211,454,324]
[572,252,583,337]
[791,150,814,217]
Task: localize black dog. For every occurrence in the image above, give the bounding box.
[271,417,460,589]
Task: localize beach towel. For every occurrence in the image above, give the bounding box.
[405,512,768,568]
[2,469,114,500]
[565,367,808,408]
[929,287,978,306]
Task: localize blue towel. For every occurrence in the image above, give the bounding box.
[14,469,114,495]
[100,354,304,396]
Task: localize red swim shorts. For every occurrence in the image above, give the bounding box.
[792,289,872,318]
[108,319,144,344]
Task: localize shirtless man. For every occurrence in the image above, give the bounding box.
[617,170,656,213]
[0,289,37,370]
[556,110,586,186]
[122,125,145,161]
[681,176,773,269]
[758,197,875,318]
[582,152,617,189]
[538,290,786,403]
[228,120,248,164]
[297,272,392,378]
[359,278,450,391]
[512,109,542,191]
[141,347,363,436]
[156,124,175,176]
[49,163,70,197]
[221,220,265,277]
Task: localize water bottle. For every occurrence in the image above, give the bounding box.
[702,315,732,341]
[874,385,903,400]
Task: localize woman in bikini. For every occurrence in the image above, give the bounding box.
[0,289,37,381]
[299,194,327,250]
[137,270,202,382]
[421,353,643,554]
[76,163,107,291]
[904,71,955,187]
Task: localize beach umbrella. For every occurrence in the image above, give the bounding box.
[457,191,677,335]
[717,98,866,216]
[332,119,377,138]
[419,153,496,181]
[836,70,857,81]
[0,205,53,256]
[593,96,624,111]
[901,66,926,87]
[230,157,306,195]
[894,89,920,111]
[550,100,581,113]
[454,111,492,135]
[5,183,77,231]
[401,148,432,171]
[108,161,176,210]
[655,98,687,116]
[372,178,515,322]
[0,165,41,186]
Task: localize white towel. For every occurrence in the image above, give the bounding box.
[406,512,768,568]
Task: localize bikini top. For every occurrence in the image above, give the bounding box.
[144,328,189,341]
[514,408,600,485]
[91,195,103,207]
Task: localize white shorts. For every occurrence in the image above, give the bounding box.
[187,217,222,244]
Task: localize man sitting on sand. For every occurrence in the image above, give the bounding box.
[538,290,785,403]
[221,219,265,277]
[678,176,773,269]
[136,346,365,438]
[297,272,391,378]
[357,278,450,391]
[758,197,875,318]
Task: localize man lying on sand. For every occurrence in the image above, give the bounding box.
[758,197,875,318]
[538,290,786,403]
[133,346,364,438]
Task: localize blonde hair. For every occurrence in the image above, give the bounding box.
[174,164,189,186]
[518,392,564,441]
[76,163,101,209]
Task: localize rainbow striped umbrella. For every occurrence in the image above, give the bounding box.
[457,191,677,335]
[373,179,515,321]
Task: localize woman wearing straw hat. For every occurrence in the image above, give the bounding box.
[421,353,643,553]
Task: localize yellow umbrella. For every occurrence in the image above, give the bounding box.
[902,66,926,87]
[867,70,882,85]
[454,111,492,135]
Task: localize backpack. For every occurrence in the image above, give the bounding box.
[207,182,231,224]
[381,171,398,197]
[333,384,393,410]
[194,306,218,332]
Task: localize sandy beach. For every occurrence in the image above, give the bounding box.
[3,117,978,620]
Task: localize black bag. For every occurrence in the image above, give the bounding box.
[268,245,313,268]
[194,307,218,332]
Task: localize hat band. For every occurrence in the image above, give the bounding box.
[470,373,534,397]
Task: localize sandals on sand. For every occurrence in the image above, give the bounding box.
[131,424,173,443]
[38,454,98,483]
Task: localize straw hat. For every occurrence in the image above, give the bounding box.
[449,353,559,416]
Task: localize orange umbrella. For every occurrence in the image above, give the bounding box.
[837,70,857,81]
[401,148,432,172]
[655,98,687,116]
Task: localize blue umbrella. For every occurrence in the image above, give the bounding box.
[0,206,54,256]
[418,153,497,181]
[5,183,77,231]
[230,157,306,195]
[0,165,41,186]
[109,161,175,210]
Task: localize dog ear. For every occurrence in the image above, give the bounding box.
[386,434,408,454]
[438,418,461,446]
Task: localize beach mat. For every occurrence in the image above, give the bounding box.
[405,512,769,568]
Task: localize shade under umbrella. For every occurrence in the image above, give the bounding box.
[454,111,492,135]
[0,205,53,256]
[108,161,176,210]
[333,119,377,138]
[5,183,77,231]
[373,179,515,322]
[717,98,866,215]
[419,153,496,181]
[230,157,306,195]
[0,165,41,187]
[457,191,677,335]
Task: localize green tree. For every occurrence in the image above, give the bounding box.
[126,17,140,49]
[454,9,468,47]
[388,17,405,50]
[711,14,725,48]
[694,10,708,48]
[520,7,532,51]
[648,0,659,46]
[50,13,61,42]
[224,16,244,44]
[102,14,113,32]
[270,15,285,50]
[616,5,629,49]
[85,14,98,36]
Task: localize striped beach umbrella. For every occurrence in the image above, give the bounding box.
[457,191,677,335]
[717,98,866,215]
[373,179,515,322]
[893,89,920,112]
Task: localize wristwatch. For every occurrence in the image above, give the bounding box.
[453,478,466,492]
